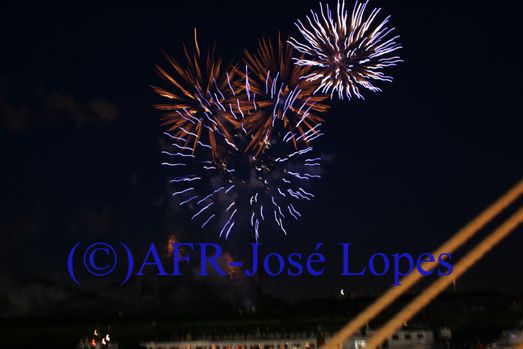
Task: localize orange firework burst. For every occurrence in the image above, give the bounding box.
[232,34,330,156]
[152,29,238,159]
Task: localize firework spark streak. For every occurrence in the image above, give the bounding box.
[235,34,329,155]
[288,0,402,100]
[152,28,238,158]
[155,0,403,239]
[162,129,323,240]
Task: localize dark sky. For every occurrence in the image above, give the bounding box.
[0,0,522,313]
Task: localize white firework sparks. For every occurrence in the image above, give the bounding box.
[288,0,402,100]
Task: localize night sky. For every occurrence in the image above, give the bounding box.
[1,0,522,315]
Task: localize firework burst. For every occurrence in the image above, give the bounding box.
[233,34,330,156]
[163,127,323,240]
[178,34,328,239]
[155,0,404,239]
[163,60,328,240]
[152,29,238,159]
[162,37,326,240]
[288,0,402,100]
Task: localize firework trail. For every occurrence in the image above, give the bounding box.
[152,28,238,159]
[288,0,402,100]
[319,179,523,349]
[362,207,523,349]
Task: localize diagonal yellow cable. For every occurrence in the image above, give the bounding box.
[320,179,523,349]
[364,207,523,349]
